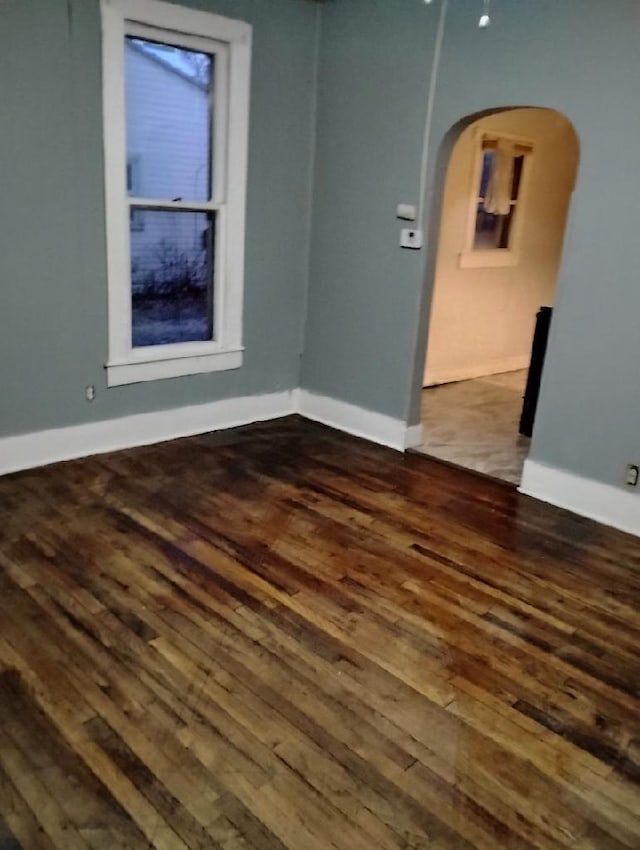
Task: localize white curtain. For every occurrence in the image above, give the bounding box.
[484,141,515,215]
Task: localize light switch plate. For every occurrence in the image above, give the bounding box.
[396,203,417,221]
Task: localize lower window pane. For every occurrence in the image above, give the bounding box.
[474,204,514,250]
[130,209,214,348]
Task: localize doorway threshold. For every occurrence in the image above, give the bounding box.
[417,371,531,486]
[408,446,520,489]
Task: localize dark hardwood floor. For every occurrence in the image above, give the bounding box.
[0,415,639,849]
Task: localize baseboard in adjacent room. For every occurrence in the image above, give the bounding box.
[520,459,640,538]
[0,390,295,476]
[424,355,530,387]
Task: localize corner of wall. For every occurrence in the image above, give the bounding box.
[296,1,323,389]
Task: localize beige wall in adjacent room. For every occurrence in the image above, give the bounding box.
[424,108,579,387]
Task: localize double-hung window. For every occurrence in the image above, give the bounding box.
[459,131,533,269]
[101,0,251,386]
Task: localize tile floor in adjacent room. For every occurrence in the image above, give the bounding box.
[416,369,531,485]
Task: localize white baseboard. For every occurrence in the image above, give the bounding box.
[424,355,530,387]
[3,391,637,539]
[295,389,416,452]
[0,391,295,476]
[0,388,420,477]
[520,459,640,538]
[404,424,425,449]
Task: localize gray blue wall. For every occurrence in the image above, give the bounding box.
[302,0,436,420]
[0,0,318,437]
[302,0,640,491]
[3,0,639,496]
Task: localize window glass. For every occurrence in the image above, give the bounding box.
[511,154,525,201]
[478,151,494,199]
[474,208,513,250]
[473,150,524,251]
[130,210,215,347]
[125,37,214,202]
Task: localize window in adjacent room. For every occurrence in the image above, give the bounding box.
[101,0,251,386]
[460,132,533,269]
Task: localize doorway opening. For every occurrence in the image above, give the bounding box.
[415,107,579,485]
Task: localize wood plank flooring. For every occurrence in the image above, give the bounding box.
[0,415,639,849]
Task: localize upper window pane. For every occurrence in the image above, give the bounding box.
[125,37,213,202]
[479,151,494,199]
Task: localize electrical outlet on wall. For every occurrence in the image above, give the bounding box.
[625,464,639,487]
[86,385,96,402]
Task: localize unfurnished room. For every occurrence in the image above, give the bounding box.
[0,1,639,848]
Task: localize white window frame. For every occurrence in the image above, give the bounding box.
[459,129,533,270]
[126,154,145,231]
[100,0,251,387]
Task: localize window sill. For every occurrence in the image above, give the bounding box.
[458,250,520,269]
[106,348,243,387]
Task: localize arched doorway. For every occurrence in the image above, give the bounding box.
[413,107,579,484]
